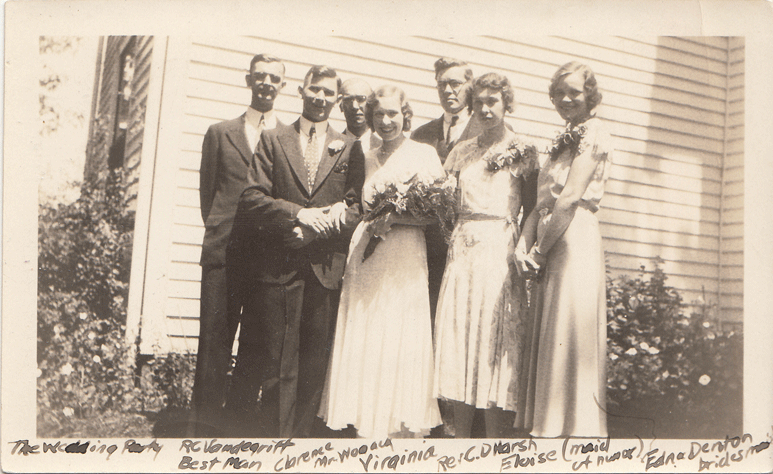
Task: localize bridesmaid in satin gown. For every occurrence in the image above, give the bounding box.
[515,62,613,437]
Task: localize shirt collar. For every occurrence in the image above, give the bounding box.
[443,108,470,126]
[300,116,328,137]
[345,128,370,141]
[245,107,276,129]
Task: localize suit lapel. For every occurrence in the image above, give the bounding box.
[277,120,311,194]
[224,115,253,165]
[432,116,445,145]
[311,127,347,195]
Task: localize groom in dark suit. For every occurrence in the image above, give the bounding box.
[231,65,364,437]
[193,53,285,435]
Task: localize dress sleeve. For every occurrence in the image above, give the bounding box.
[580,119,612,165]
[576,118,614,207]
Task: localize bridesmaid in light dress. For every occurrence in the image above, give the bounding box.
[515,62,613,437]
[433,73,538,438]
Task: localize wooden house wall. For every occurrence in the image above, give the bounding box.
[129,36,744,354]
[84,35,153,211]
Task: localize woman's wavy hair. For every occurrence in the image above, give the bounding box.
[468,72,515,114]
[548,61,603,112]
[365,85,413,132]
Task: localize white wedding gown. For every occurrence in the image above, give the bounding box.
[319,138,443,438]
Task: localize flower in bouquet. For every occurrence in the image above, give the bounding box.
[548,124,588,161]
[361,173,457,261]
[485,138,539,177]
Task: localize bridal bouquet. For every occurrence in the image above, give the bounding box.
[361,172,457,261]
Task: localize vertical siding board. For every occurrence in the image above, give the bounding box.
[719,37,743,322]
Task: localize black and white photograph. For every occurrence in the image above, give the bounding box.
[3,1,773,473]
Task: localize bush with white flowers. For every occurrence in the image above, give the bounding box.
[606,259,742,438]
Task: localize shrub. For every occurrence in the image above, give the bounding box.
[606,259,742,438]
[37,169,197,437]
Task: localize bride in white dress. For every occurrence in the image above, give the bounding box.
[320,85,443,438]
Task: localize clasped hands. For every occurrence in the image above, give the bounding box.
[286,203,351,249]
[514,245,547,280]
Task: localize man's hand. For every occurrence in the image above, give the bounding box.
[296,207,335,238]
[326,201,349,233]
[285,225,317,249]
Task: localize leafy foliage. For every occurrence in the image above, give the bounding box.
[37,168,195,437]
[606,260,742,438]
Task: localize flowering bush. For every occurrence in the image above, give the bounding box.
[37,169,196,437]
[606,260,742,438]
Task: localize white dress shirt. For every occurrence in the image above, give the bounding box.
[245,107,277,152]
[299,116,329,157]
[443,109,471,144]
[344,128,382,153]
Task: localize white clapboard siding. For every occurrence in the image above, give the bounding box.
[133,35,743,354]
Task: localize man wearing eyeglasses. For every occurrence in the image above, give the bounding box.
[338,78,381,153]
[193,53,286,436]
[412,57,482,164]
[411,57,483,323]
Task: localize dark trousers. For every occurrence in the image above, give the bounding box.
[425,224,448,326]
[191,265,241,432]
[230,267,339,438]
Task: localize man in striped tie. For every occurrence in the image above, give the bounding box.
[192,53,286,436]
[231,65,365,437]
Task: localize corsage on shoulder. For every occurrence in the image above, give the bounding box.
[485,138,539,178]
[548,124,588,161]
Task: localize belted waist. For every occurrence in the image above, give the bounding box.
[458,212,514,224]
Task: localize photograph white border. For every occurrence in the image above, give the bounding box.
[3,1,772,472]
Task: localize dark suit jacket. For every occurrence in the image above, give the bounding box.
[411,114,517,164]
[199,114,283,267]
[233,120,365,290]
[411,114,482,163]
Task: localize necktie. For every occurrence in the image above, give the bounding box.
[446,115,459,144]
[254,116,265,154]
[438,115,459,161]
[304,125,319,189]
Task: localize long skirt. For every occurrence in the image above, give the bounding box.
[516,207,607,437]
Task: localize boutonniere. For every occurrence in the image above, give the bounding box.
[332,160,349,174]
[485,139,539,177]
[328,140,345,155]
[548,124,587,161]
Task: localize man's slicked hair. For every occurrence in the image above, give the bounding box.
[433,57,473,82]
[303,65,343,93]
[250,53,285,75]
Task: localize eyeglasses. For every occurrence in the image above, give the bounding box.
[249,72,283,84]
[437,80,465,92]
